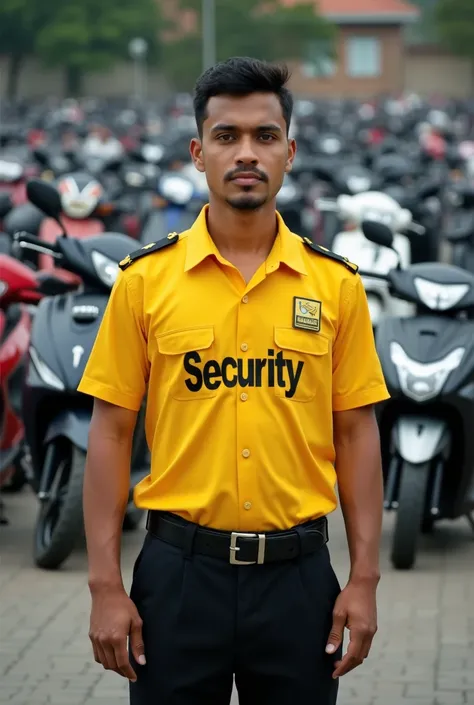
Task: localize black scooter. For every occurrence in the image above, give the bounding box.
[14,179,148,570]
[359,219,474,570]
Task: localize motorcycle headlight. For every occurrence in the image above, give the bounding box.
[159,176,194,205]
[390,342,465,402]
[0,160,23,182]
[414,278,470,311]
[29,345,65,390]
[125,171,146,187]
[91,250,119,287]
[347,176,371,193]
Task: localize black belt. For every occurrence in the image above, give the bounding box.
[146,511,328,565]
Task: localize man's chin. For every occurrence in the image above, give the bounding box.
[225,195,267,211]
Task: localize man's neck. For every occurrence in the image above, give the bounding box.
[206,199,278,258]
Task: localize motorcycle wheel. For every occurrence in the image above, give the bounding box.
[34,441,85,570]
[391,460,430,570]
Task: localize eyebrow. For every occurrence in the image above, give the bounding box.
[210,123,283,134]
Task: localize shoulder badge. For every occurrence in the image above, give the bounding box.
[119,233,179,270]
[301,237,359,274]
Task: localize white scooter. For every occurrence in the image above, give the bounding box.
[329,191,422,326]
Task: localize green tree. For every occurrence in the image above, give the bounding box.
[35,0,162,96]
[0,0,52,99]
[161,0,335,90]
[434,0,474,60]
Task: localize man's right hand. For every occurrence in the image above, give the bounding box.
[89,588,146,681]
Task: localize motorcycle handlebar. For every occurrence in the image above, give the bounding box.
[14,231,60,253]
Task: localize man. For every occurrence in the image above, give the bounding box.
[78,57,390,705]
[82,122,124,160]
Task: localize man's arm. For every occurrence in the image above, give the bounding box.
[84,398,137,591]
[84,398,146,683]
[333,404,383,584]
[325,404,382,679]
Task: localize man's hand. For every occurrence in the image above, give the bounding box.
[89,588,146,681]
[325,580,378,679]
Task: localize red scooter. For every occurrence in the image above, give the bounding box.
[0,253,73,515]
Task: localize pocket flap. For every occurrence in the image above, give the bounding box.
[274,327,329,356]
[157,326,215,355]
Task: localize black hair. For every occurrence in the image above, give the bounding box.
[193,56,293,136]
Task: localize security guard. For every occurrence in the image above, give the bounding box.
[79,57,390,705]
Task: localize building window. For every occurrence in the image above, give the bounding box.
[346,36,381,77]
[301,40,336,78]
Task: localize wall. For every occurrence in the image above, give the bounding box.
[404,49,473,97]
[287,25,405,98]
[0,57,170,99]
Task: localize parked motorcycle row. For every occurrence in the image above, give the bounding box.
[1,94,474,571]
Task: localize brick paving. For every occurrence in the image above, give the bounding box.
[1,489,473,705]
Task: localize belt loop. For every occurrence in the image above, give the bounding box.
[182,521,198,559]
[294,525,309,556]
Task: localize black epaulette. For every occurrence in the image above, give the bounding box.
[301,237,359,274]
[119,233,179,270]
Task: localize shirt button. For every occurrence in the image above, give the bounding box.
[242,295,249,304]
[241,448,250,458]
[240,392,248,402]
[240,343,248,352]
[243,501,252,510]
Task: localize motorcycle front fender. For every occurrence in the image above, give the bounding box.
[43,409,90,452]
[393,415,450,465]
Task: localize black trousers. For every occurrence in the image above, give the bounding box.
[129,526,342,705]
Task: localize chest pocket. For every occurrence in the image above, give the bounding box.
[274,327,330,402]
[156,326,217,401]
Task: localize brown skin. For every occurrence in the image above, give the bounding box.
[84,92,383,682]
[328,404,383,678]
[84,399,145,682]
[190,92,296,282]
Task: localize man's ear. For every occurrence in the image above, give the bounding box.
[190,138,205,173]
[285,137,297,173]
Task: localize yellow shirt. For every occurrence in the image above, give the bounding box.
[78,206,389,531]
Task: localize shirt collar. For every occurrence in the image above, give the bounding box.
[184,205,307,276]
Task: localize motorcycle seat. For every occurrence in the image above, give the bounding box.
[444,224,474,242]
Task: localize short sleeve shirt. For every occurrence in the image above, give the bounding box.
[78,206,389,531]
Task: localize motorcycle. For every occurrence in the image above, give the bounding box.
[0,253,43,501]
[331,191,418,326]
[13,179,148,569]
[358,218,474,570]
[140,170,204,244]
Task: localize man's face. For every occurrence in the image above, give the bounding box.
[190,93,296,211]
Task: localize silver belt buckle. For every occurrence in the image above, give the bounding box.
[229,532,266,565]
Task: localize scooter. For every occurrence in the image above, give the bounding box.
[331,191,418,326]
[140,170,204,244]
[0,254,42,504]
[13,179,148,570]
[358,218,474,570]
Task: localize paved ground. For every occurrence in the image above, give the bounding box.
[1,489,473,705]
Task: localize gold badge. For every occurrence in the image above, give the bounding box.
[142,242,155,249]
[167,231,177,239]
[293,297,321,332]
[119,254,131,267]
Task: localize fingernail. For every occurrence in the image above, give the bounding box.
[326,644,336,654]
[138,655,146,665]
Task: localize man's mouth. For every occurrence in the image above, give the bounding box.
[231,173,263,186]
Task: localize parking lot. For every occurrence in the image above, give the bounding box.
[1,489,474,705]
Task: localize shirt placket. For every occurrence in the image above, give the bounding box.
[235,281,264,531]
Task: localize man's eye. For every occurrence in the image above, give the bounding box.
[217,134,235,142]
[259,133,276,142]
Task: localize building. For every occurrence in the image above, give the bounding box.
[284,0,419,97]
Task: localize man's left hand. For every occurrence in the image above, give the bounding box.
[325,580,378,678]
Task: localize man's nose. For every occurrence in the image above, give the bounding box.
[235,136,258,165]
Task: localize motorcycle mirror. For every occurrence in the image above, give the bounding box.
[32,147,48,166]
[26,179,67,236]
[361,219,395,249]
[0,192,13,218]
